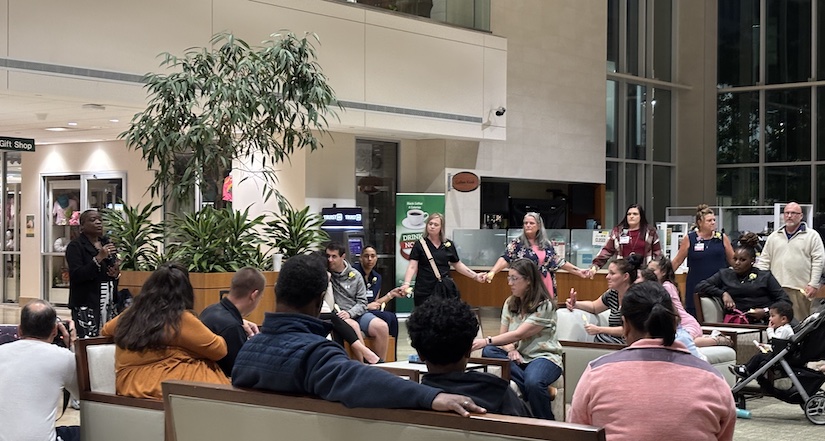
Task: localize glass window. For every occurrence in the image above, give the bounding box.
[765,88,811,162]
[651,165,671,223]
[626,84,647,160]
[652,88,672,162]
[717,167,759,206]
[652,0,672,81]
[816,165,825,214]
[717,91,760,164]
[605,161,619,228]
[766,0,812,84]
[816,87,825,159]
[355,140,397,252]
[764,165,812,204]
[607,80,619,158]
[625,163,644,207]
[627,0,641,76]
[718,0,760,87]
[818,0,825,79]
[607,0,620,72]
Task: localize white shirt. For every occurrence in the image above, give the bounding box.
[767,323,794,341]
[0,339,79,441]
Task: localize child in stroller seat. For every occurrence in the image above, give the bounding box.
[730,302,794,379]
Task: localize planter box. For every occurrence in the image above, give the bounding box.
[118,271,278,325]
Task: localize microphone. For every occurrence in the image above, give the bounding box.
[100,236,117,265]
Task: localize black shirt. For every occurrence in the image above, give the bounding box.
[200,297,246,377]
[695,267,791,313]
[409,238,460,299]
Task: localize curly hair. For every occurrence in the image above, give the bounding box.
[736,232,761,260]
[113,262,193,351]
[275,253,328,309]
[407,297,478,365]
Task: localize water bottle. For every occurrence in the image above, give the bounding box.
[736,408,752,419]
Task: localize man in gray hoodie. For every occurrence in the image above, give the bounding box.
[326,242,390,361]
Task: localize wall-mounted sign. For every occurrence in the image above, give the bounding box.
[320,207,363,230]
[451,171,479,192]
[0,136,35,152]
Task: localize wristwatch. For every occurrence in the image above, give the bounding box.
[486,336,493,345]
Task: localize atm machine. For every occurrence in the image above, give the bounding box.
[321,206,365,262]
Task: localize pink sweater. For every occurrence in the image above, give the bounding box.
[664,281,702,338]
[568,338,735,441]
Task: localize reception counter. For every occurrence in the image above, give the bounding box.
[452,269,687,308]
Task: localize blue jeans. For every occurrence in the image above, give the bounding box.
[482,346,562,420]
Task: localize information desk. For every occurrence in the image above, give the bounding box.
[453,269,687,308]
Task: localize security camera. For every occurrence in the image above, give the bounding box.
[495,107,506,116]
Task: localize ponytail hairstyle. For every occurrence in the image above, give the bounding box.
[736,232,760,260]
[651,255,678,289]
[622,281,678,346]
[612,254,643,286]
[693,204,714,230]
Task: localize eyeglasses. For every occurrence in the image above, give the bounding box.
[507,275,523,282]
[784,212,802,216]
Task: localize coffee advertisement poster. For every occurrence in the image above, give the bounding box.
[395,193,444,313]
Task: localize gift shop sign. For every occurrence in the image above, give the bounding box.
[0,136,35,152]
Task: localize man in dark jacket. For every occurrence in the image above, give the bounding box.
[407,296,532,417]
[200,267,265,376]
[231,254,485,416]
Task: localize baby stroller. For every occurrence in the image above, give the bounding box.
[731,312,825,425]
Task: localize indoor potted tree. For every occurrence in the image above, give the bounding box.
[118,31,338,320]
[120,31,338,208]
[265,198,330,260]
[101,203,163,294]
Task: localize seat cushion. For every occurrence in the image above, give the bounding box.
[87,344,117,393]
[698,346,735,365]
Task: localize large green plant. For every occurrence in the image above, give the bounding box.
[101,203,163,271]
[265,200,329,259]
[120,32,338,205]
[166,206,268,272]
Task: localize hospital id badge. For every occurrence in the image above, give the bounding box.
[694,242,705,252]
[619,236,630,245]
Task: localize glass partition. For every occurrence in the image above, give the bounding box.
[453,229,507,266]
[569,229,611,268]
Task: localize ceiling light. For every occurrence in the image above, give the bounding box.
[67,122,78,126]
[45,127,70,132]
[109,119,119,123]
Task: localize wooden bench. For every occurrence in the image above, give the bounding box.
[162,380,606,441]
[75,336,166,441]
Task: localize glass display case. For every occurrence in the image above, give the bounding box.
[41,173,125,305]
[453,228,587,268]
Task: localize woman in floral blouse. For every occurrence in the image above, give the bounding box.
[486,212,586,300]
[695,232,790,324]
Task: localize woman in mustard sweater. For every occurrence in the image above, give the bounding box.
[102,262,229,399]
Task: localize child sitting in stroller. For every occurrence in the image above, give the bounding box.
[730,302,794,379]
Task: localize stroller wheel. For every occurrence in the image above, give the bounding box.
[804,393,825,425]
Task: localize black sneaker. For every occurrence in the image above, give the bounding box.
[728,364,749,379]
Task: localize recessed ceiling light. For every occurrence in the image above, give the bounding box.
[67,122,78,126]
[45,127,70,132]
[109,119,119,123]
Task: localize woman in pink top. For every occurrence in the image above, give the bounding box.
[648,256,730,348]
[486,212,586,300]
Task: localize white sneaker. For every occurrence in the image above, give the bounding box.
[710,329,722,338]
